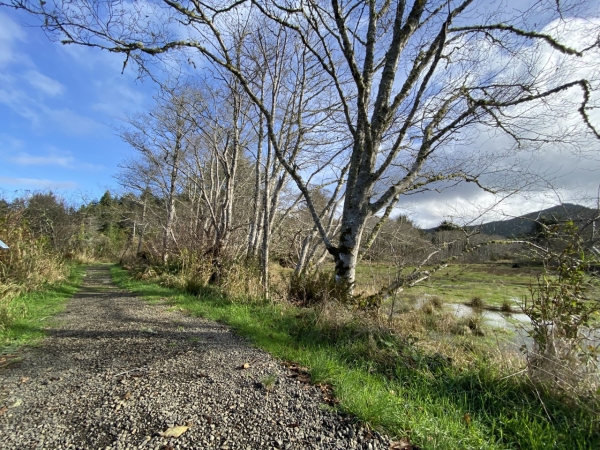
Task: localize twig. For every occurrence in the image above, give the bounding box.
[498,368,527,380]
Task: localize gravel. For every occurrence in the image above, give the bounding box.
[0,265,391,450]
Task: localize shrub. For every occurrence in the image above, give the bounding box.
[287,270,349,306]
[185,278,205,296]
[469,296,485,309]
[0,209,68,330]
[500,299,513,313]
[428,295,444,309]
[522,220,600,394]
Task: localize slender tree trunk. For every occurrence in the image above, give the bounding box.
[137,193,148,254]
[162,132,183,264]
[261,138,273,299]
[247,116,264,258]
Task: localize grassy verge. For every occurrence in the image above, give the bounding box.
[112,265,598,450]
[0,264,85,352]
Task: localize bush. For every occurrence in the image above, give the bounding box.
[522,221,600,394]
[500,299,513,313]
[0,209,68,330]
[288,270,349,306]
[469,296,485,309]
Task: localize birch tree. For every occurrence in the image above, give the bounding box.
[6,0,599,293]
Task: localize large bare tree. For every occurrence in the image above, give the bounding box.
[5,0,599,292]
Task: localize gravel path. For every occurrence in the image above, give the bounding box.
[0,266,391,450]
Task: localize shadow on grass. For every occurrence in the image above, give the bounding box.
[1,264,84,351]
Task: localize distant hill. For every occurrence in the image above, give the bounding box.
[426,204,598,238]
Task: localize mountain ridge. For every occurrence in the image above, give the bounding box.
[426,203,598,238]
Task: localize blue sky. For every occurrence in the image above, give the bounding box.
[0,9,152,202]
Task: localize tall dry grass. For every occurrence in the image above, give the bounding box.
[0,209,68,329]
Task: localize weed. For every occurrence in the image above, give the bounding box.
[469,296,485,309]
[428,295,444,309]
[422,303,435,315]
[185,278,205,296]
[260,373,278,392]
[500,299,513,313]
[288,270,348,305]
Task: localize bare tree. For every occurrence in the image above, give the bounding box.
[6,0,599,294]
[118,88,197,263]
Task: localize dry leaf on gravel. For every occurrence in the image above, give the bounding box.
[160,425,190,438]
[389,439,421,450]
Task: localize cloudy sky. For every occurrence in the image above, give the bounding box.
[0,4,599,228]
[0,8,152,202]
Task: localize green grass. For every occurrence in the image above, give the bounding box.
[112,265,599,450]
[355,263,544,307]
[0,264,84,352]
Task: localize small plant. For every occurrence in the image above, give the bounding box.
[288,270,349,306]
[466,315,484,336]
[260,373,278,392]
[428,295,444,309]
[522,220,600,393]
[452,314,485,336]
[500,299,513,313]
[422,302,435,315]
[469,296,485,309]
[185,278,205,296]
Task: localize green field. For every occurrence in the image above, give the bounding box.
[355,262,590,307]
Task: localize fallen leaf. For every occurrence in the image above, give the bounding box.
[463,412,471,427]
[10,398,22,408]
[389,439,421,450]
[160,425,190,438]
[0,406,7,416]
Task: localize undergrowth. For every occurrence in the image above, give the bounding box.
[112,264,599,450]
[0,264,84,351]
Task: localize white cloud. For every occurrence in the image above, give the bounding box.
[0,85,100,135]
[0,133,25,151]
[6,148,105,171]
[91,82,147,116]
[0,176,78,190]
[399,15,600,229]
[9,151,75,167]
[24,70,65,97]
[0,12,27,67]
